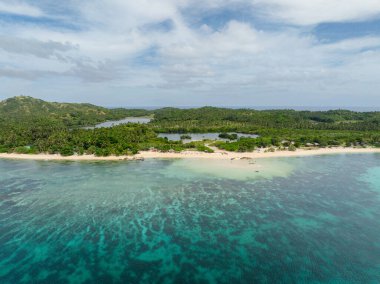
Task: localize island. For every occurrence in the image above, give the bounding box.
[1,96,380,160]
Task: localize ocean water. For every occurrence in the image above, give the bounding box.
[0,154,380,283]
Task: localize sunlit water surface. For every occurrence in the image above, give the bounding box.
[86,117,151,129]
[157,133,258,142]
[0,154,380,283]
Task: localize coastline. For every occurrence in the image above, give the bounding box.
[1,147,380,161]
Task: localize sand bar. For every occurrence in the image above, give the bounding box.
[0,147,380,161]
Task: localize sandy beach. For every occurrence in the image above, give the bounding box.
[0,147,380,161]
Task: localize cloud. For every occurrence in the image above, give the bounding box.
[160,21,262,59]
[0,36,77,59]
[0,68,60,80]
[0,1,44,17]
[254,0,380,25]
[0,1,380,106]
[67,60,123,82]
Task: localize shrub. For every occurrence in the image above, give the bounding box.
[288,145,297,151]
[196,145,214,153]
[60,146,74,156]
[0,146,9,153]
[14,146,31,154]
[219,133,238,140]
[180,134,192,140]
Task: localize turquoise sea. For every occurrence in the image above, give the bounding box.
[0,154,380,283]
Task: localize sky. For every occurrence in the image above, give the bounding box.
[0,1,380,107]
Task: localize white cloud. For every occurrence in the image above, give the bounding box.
[0,36,76,59]
[254,0,380,25]
[0,1,43,17]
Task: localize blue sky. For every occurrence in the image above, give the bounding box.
[0,0,380,107]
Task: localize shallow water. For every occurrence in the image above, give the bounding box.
[0,154,380,283]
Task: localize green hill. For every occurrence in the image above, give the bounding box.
[0,96,147,127]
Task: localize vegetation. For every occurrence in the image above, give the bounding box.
[0,96,150,128]
[149,107,380,152]
[219,133,238,140]
[149,106,380,132]
[180,134,192,140]
[1,96,380,156]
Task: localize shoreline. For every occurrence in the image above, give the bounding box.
[0,147,380,161]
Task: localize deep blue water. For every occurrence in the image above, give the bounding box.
[0,154,380,283]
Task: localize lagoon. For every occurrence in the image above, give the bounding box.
[87,117,152,129]
[158,132,258,141]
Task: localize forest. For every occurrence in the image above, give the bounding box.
[0,96,379,156]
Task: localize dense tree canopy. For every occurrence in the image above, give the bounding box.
[150,107,380,132]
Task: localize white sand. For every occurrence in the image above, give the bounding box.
[0,147,379,161]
